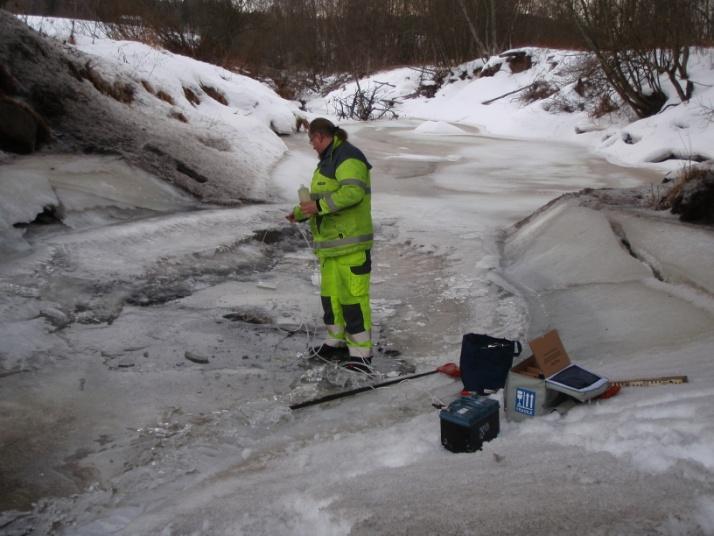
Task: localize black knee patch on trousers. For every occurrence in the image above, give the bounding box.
[350,250,371,275]
[342,303,365,334]
[321,296,335,325]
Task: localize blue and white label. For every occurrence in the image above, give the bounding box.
[515,388,536,416]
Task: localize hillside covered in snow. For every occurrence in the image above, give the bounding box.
[313,47,714,171]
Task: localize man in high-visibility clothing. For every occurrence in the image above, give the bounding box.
[287,118,373,372]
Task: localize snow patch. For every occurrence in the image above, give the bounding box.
[238,495,352,536]
[413,120,467,136]
[517,386,714,474]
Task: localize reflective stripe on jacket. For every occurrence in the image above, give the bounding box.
[294,137,373,258]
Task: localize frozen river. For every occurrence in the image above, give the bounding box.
[275,121,661,356]
[2,120,677,534]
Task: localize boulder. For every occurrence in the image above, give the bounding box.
[0,63,19,95]
[671,166,714,224]
[501,50,532,74]
[0,96,50,154]
[479,62,502,78]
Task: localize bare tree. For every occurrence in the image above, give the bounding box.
[456,0,490,57]
[331,79,399,120]
[567,0,700,118]
[9,0,712,97]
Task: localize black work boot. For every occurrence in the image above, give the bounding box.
[309,344,349,361]
[343,357,373,373]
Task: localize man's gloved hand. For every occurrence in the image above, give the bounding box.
[300,200,319,216]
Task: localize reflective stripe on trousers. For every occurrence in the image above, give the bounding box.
[346,331,371,358]
[324,324,346,347]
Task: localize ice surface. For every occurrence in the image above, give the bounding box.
[608,210,714,294]
[541,280,714,357]
[2,154,195,217]
[3,119,714,536]
[505,204,651,290]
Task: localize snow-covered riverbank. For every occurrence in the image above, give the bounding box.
[311,47,714,174]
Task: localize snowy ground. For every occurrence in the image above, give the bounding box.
[3,119,713,535]
[2,16,714,535]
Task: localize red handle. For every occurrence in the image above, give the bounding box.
[437,362,461,378]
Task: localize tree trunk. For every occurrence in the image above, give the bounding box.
[456,0,489,57]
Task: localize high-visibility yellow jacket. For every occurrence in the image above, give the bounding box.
[293,137,373,258]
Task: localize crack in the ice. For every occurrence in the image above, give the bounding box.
[608,219,665,282]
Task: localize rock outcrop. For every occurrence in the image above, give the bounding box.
[0,11,285,204]
[0,95,51,153]
[670,165,714,224]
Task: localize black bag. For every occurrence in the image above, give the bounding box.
[459,334,522,394]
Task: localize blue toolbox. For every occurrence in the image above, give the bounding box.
[440,396,500,453]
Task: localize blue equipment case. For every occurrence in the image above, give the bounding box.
[440,396,500,453]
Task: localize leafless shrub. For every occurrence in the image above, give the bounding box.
[316,73,353,96]
[520,81,558,104]
[544,93,586,114]
[591,94,619,118]
[646,183,667,208]
[659,165,709,210]
[183,87,201,106]
[554,54,622,118]
[410,67,448,99]
[555,54,606,96]
[200,84,228,105]
[331,80,398,121]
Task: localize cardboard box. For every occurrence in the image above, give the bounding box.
[504,330,609,422]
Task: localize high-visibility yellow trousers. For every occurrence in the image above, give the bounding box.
[320,249,372,358]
